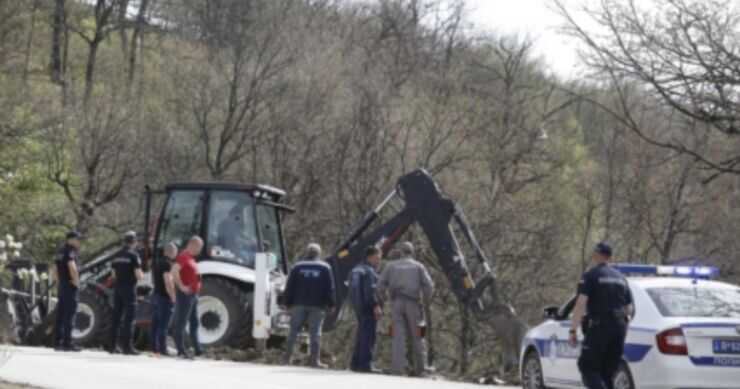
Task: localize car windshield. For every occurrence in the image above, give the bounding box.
[646,286,740,318]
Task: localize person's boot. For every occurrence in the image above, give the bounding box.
[122,347,140,356]
[106,343,121,354]
[177,351,194,360]
[281,353,292,366]
[308,356,328,369]
[62,344,82,352]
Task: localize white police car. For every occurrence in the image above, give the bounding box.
[520,265,740,389]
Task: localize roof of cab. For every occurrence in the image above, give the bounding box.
[165,182,286,198]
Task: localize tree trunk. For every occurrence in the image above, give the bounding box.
[459,305,470,376]
[84,39,101,104]
[127,0,150,87]
[50,0,65,85]
[23,0,41,83]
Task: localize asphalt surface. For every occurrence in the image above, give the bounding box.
[0,346,518,389]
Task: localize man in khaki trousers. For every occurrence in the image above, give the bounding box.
[378,242,434,376]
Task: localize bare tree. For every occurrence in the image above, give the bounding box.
[554,0,740,177]
[65,0,129,103]
[0,0,26,70]
[169,0,295,179]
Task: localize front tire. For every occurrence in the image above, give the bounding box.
[522,350,546,389]
[196,278,253,348]
[73,288,112,347]
[613,363,635,389]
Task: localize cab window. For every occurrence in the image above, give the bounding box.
[256,204,283,270]
[207,191,258,267]
[157,190,204,250]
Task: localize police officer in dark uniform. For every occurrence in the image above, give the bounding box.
[108,231,144,355]
[53,231,83,352]
[569,243,634,389]
[349,245,383,373]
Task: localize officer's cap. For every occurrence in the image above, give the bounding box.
[66,231,83,240]
[594,242,612,257]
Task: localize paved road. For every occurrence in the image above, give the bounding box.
[0,347,517,389]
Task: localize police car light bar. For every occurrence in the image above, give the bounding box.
[613,264,720,279]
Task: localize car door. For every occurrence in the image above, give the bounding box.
[537,314,562,383]
[548,297,584,387]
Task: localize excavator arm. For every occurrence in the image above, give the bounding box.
[324,169,498,329]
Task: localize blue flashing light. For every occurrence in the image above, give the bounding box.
[612,264,720,279]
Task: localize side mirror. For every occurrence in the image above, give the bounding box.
[543,306,560,320]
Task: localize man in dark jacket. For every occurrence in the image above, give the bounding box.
[150,242,177,356]
[282,243,336,368]
[349,245,383,373]
[53,231,83,352]
[108,231,144,355]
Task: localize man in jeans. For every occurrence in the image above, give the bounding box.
[53,231,83,352]
[282,243,336,368]
[172,236,203,359]
[150,242,177,356]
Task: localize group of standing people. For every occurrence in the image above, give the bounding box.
[281,241,434,376]
[53,231,205,359]
[148,235,204,358]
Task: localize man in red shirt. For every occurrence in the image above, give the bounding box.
[172,236,203,359]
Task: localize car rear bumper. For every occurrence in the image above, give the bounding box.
[633,354,740,389]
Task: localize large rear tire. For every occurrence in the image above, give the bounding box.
[196,278,253,348]
[73,289,112,347]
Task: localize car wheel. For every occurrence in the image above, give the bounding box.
[613,363,635,389]
[196,278,253,348]
[522,350,546,389]
[73,289,112,347]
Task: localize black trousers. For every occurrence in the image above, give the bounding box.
[54,285,79,347]
[350,311,377,371]
[577,318,628,389]
[110,287,136,350]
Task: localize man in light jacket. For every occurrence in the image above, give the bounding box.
[378,242,434,376]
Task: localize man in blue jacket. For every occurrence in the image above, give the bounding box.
[282,243,336,368]
[349,245,383,373]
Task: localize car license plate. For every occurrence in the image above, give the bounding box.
[713,339,740,355]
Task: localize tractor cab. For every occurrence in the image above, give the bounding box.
[145,182,294,347]
[149,182,291,275]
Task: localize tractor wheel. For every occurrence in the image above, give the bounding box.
[196,278,253,348]
[73,289,112,347]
